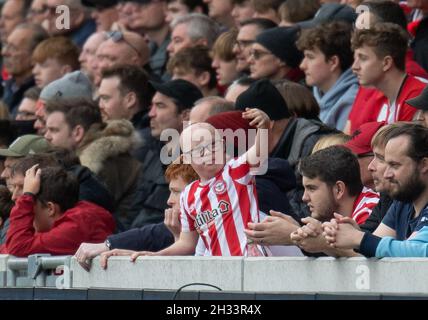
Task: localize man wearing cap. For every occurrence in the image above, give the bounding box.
[407,86,428,128]
[236,79,336,219]
[249,26,304,82]
[34,70,94,136]
[82,0,119,32]
[232,18,277,75]
[0,135,52,187]
[297,2,357,29]
[236,79,334,168]
[129,79,203,228]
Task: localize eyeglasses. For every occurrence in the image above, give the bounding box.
[183,139,224,160]
[106,31,141,57]
[235,40,255,51]
[249,49,271,60]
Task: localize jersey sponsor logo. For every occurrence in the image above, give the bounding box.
[214,181,227,195]
[194,200,231,229]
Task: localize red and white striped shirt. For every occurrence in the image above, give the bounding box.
[351,187,380,225]
[180,156,260,256]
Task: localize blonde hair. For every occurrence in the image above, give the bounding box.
[211,28,238,62]
[312,133,351,154]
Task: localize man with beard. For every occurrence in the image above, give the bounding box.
[323,123,428,257]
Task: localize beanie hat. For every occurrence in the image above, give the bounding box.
[255,27,303,68]
[206,111,256,152]
[150,79,203,110]
[40,71,93,101]
[235,79,291,120]
[206,111,255,132]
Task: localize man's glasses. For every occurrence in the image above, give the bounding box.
[106,31,141,57]
[235,40,255,51]
[183,140,224,160]
[249,49,271,60]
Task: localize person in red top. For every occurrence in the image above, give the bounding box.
[345,8,428,134]
[1,164,115,257]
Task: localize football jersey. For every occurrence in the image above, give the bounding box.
[352,187,380,225]
[180,156,260,256]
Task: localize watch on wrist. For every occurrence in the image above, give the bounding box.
[104,239,112,250]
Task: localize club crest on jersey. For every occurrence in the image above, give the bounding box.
[214,181,227,195]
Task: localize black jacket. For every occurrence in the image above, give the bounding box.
[255,158,298,220]
[107,222,174,251]
[128,135,170,228]
[68,165,115,214]
[360,193,393,234]
[271,117,337,219]
[412,16,428,73]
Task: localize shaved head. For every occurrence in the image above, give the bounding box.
[180,122,220,153]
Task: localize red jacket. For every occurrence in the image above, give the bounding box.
[1,195,115,257]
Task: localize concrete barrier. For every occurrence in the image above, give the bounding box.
[71,256,244,291]
[0,255,428,296]
[0,255,9,287]
[243,256,428,295]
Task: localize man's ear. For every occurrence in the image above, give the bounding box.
[334,181,346,200]
[124,91,137,110]
[196,71,210,88]
[181,108,190,122]
[72,125,86,145]
[72,10,85,29]
[46,202,62,218]
[328,55,340,72]
[382,55,394,72]
[195,38,208,48]
[420,157,428,175]
[61,65,73,76]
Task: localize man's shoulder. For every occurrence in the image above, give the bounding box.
[388,200,413,214]
[402,75,427,96]
[64,201,112,218]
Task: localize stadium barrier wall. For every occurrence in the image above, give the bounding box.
[0,254,428,297]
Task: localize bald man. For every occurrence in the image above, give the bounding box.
[93,30,150,86]
[79,32,106,83]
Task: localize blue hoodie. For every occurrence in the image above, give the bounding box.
[359,226,428,257]
[313,68,359,131]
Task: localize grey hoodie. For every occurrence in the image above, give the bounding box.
[313,68,359,131]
